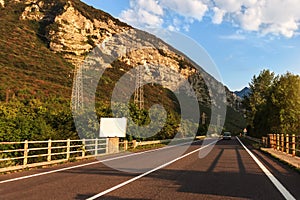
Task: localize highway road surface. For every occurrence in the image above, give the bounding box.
[1,137,299,200]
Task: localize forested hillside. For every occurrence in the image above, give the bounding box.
[0,0,246,142]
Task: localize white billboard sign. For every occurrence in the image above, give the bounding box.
[99,118,127,138]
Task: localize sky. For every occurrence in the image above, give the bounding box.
[81,0,300,91]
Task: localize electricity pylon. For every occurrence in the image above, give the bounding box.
[134,64,145,110]
[72,65,83,111]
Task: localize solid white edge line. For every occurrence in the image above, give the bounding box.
[236,136,296,200]
[0,139,201,184]
[86,140,218,200]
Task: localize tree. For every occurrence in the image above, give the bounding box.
[244,70,300,137]
[247,70,276,137]
[271,73,300,134]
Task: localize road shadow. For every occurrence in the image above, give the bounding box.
[75,194,149,200]
[73,138,287,199]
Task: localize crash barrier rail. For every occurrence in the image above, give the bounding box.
[0,136,205,172]
[262,134,300,157]
[245,136,262,144]
[246,134,299,157]
[0,138,107,172]
[119,136,205,151]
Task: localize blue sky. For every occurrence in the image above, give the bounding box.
[81,0,300,91]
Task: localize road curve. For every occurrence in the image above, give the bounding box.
[0,137,299,200]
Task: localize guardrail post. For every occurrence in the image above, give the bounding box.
[262,137,267,147]
[23,140,28,166]
[270,134,273,149]
[292,134,296,156]
[106,138,109,154]
[124,140,128,151]
[47,139,52,162]
[132,140,137,149]
[268,134,273,148]
[82,139,85,157]
[95,138,98,156]
[277,134,280,150]
[66,139,70,160]
[286,134,289,154]
[107,137,119,154]
[281,134,284,152]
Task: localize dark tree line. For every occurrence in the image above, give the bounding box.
[243,70,300,137]
[0,98,205,142]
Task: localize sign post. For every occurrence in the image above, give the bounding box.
[243,128,247,136]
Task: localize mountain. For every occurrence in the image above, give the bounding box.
[234,87,251,99]
[0,0,246,134]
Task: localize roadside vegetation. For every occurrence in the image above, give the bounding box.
[243,70,300,138]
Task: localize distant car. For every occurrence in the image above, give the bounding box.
[222,132,232,140]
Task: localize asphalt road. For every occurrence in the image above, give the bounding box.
[0,137,299,200]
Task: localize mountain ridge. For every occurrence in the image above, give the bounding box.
[234,87,250,99]
[0,0,246,134]
[1,0,227,102]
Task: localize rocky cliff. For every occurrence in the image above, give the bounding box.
[0,0,241,112]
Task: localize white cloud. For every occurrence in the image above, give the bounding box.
[219,34,246,40]
[261,20,298,38]
[183,24,190,32]
[238,7,262,31]
[167,25,177,31]
[160,0,208,21]
[120,0,209,31]
[120,0,164,28]
[131,0,164,16]
[214,0,243,13]
[119,0,300,38]
[212,7,225,24]
[212,0,300,38]
[258,0,300,37]
[120,9,163,28]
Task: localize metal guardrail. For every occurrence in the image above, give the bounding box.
[246,134,300,156]
[0,136,206,172]
[246,134,299,157]
[245,136,262,144]
[265,134,300,156]
[119,136,206,150]
[0,138,107,172]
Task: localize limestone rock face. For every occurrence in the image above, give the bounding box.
[12,0,240,108]
[0,0,5,7]
[21,3,45,20]
[18,0,129,67]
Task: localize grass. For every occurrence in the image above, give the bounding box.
[0,3,74,101]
